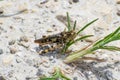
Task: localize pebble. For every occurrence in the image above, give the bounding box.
[9,40,16,45]
[73,0,79,3]
[16,58,21,63]
[9,47,17,54]
[40,0,49,4]
[19,36,29,42]
[49,56,54,61]
[47,28,53,32]
[0,49,3,54]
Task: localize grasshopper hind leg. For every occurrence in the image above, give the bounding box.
[38,43,63,54]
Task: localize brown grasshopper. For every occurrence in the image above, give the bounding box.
[34,30,77,54]
[34,13,97,54]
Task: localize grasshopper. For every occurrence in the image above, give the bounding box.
[34,13,98,54]
[34,30,77,54]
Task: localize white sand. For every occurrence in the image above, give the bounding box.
[0,0,120,80]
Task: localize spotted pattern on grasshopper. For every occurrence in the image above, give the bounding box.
[34,30,76,54]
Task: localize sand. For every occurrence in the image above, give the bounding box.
[0,0,120,80]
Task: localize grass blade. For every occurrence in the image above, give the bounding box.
[64,48,93,63]
[62,35,93,53]
[73,20,77,30]
[73,35,93,44]
[101,46,120,51]
[39,67,70,80]
[63,35,93,53]
[67,12,71,31]
[77,18,98,34]
[93,27,120,48]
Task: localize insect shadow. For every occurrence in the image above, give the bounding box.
[34,45,67,59]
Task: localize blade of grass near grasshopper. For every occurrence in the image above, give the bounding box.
[64,27,120,63]
[39,67,70,80]
[62,35,93,53]
[62,19,98,53]
[73,20,77,30]
[67,12,71,31]
[100,46,120,51]
[77,18,98,35]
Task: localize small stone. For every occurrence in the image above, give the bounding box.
[9,47,17,54]
[16,58,21,63]
[47,28,53,32]
[40,0,49,4]
[9,40,16,45]
[52,24,56,27]
[0,49,3,54]
[19,36,28,42]
[73,0,79,3]
[9,26,14,30]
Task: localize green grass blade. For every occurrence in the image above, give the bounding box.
[67,12,71,31]
[68,35,93,47]
[40,67,70,80]
[100,46,120,51]
[62,43,69,53]
[73,35,93,43]
[93,27,120,47]
[64,48,93,63]
[77,18,98,34]
[73,20,77,30]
